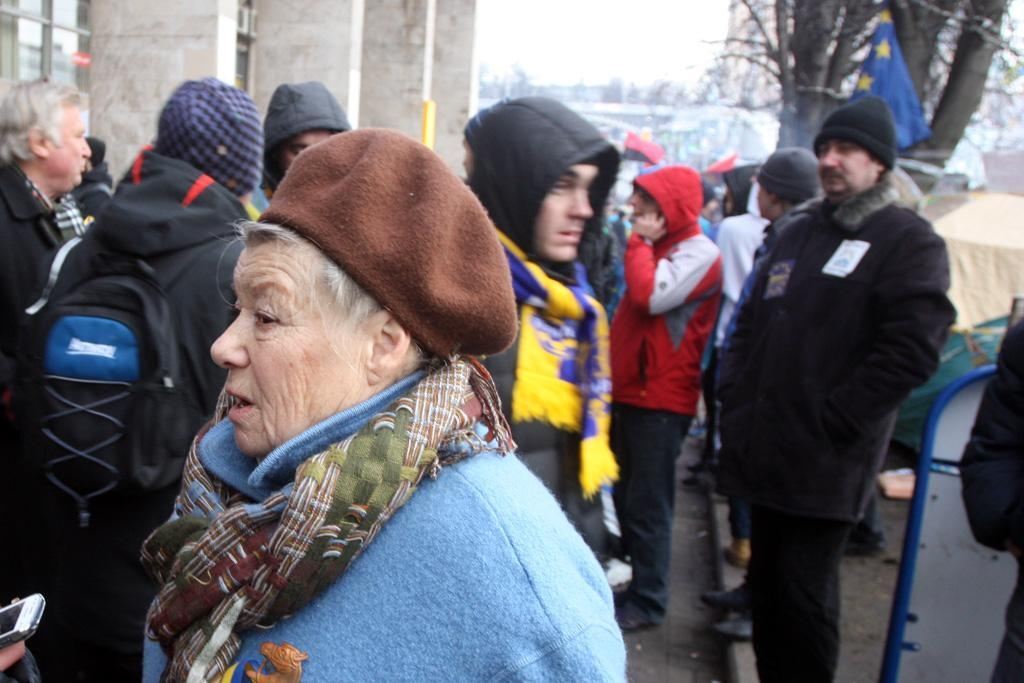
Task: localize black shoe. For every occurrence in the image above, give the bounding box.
[712,615,752,641]
[845,536,886,557]
[615,601,659,633]
[700,583,751,612]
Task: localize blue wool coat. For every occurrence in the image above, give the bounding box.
[143,377,625,682]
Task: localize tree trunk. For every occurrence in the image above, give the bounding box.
[892,0,960,103]
[914,0,1010,165]
[785,0,845,147]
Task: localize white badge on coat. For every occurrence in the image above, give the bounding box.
[822,240,871,277]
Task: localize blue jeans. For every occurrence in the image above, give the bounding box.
[611,404,690,621]
[729,496,751,540]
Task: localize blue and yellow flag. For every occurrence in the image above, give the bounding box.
[851,9,931,149]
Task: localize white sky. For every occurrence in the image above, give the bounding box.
[475,0,733,86]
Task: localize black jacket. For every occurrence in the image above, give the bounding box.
[962,323,1024,552]
[0,165,64,411]
[262,81,350,192]
[716,176,955,522]
[0,166,67,610]
[71,161,114,222]
[470,98,619,554]
[17,150,245,660]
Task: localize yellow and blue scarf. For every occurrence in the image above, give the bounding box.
[497,231,618,498]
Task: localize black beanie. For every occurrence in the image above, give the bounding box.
[758,147,820,204]
[813,95,896,169]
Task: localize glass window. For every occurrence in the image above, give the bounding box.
[1,0,90,87]
[52,0,88,30]
[52,26,88,90]
[0,0,44,17]
[235,0,255,92]
[0,14,44,81]
[235,40,249,91]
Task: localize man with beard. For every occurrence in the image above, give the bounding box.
[715,96,956,682]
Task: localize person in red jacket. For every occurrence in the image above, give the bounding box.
[610,165,722,631]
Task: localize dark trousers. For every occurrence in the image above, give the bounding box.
[850,490,885,544]
[32,623,140,682]
[699,346,718,467]
[749,505,853,683]
[611,404,689,621]
[994,563,1024,683]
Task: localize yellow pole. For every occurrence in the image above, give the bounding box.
[421,99,437,149]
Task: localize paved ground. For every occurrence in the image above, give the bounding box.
[623,437,913,683]
[623,436,727,682]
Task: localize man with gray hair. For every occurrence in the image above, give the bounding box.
[0,79,90,600]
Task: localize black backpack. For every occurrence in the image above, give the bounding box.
[16,237,199,527]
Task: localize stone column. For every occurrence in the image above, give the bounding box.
[359,0,477,172]
[88,0,239,178]
[431,0,479,174]
[250,0,356,123]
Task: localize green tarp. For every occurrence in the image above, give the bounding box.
[893,317,1007,451]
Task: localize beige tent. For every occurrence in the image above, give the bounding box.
[930,193,1024,327]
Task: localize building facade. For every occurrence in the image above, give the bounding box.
[0,0,479,176]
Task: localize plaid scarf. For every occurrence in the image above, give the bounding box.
[54,194,86,240]
[141,358,512,682]
[19,168,86,242]
[496,231,618,498]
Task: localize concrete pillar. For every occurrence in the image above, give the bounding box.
[359,0,477,171]
[431,0,479,173]
[88,0,238,178]
[249,0,356,123]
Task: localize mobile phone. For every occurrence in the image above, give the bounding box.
[0,594,45,648]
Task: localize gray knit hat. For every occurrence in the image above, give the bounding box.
[155,77,263,197]
[813,95,897,169]
[758,147,821,204]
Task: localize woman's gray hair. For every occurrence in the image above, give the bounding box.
[0,81,82,165]
[236,221,426,367]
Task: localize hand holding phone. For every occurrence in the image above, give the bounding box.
[0,595,45,649]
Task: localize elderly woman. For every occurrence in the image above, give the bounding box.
[140,130,625,682]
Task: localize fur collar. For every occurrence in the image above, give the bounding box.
[806,174,901,232]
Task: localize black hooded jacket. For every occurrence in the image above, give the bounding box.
[262,81,351,192]
[722,164,758,218]
[16,150,245,663]
[469,98,619,554]
[468,97,619,278]
[71,161,114,221]
[962,323,1024,552]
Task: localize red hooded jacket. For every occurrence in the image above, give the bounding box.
[611,166,722,414]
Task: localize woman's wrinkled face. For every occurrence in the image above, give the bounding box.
[211,242,370,459]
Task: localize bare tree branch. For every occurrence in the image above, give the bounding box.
[723,36,776,53]
[795,85,846,100]
[739,0,780,61]
[718,52,783,80]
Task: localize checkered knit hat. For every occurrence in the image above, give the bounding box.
[155,77,263,197]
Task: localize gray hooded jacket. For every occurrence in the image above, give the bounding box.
[263,81,351,192]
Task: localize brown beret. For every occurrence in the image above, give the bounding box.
[261,128,517,358]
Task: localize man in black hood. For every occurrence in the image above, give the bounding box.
[71,135,114,221]
[258,81,351,208]
[466,97,620,559]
